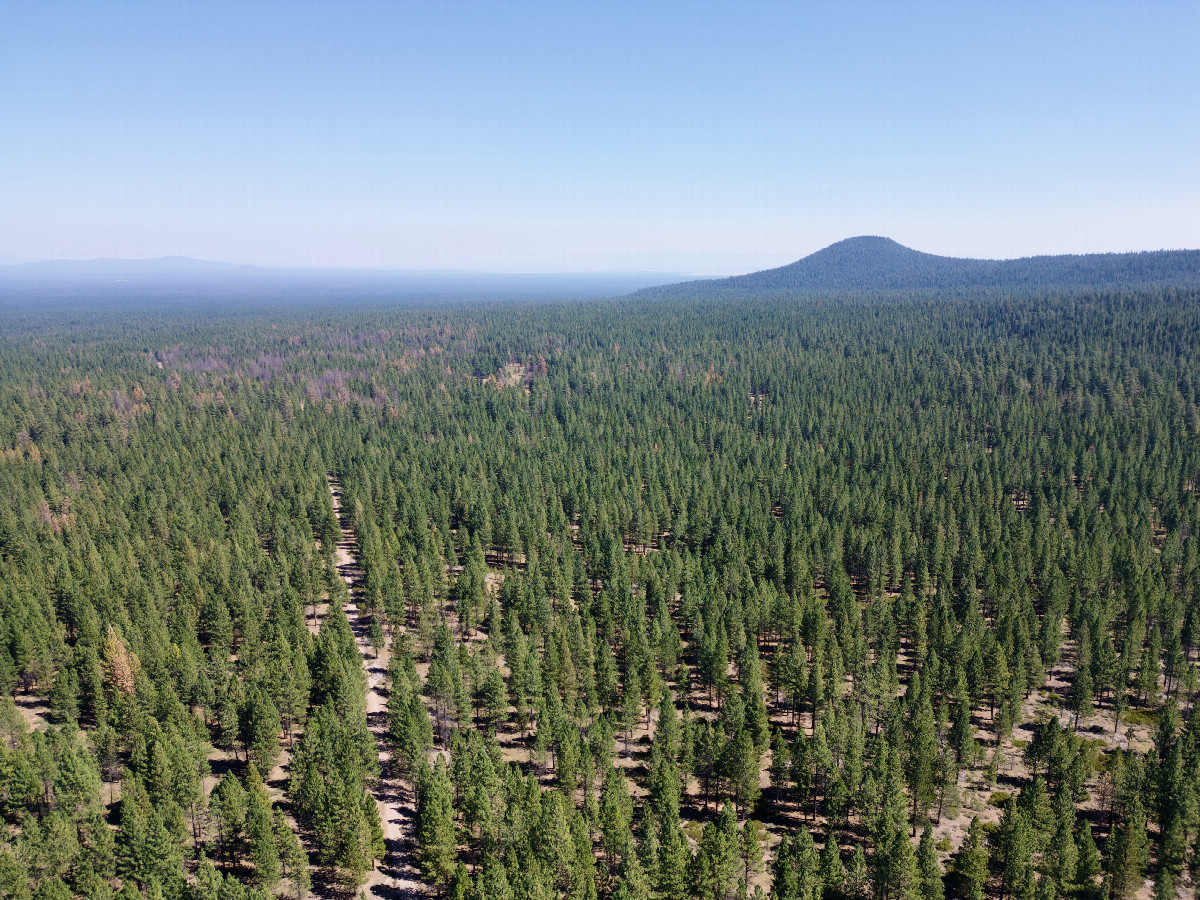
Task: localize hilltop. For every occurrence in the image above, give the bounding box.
[633,235,1200,297]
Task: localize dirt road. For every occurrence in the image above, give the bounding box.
[328,476,423,899]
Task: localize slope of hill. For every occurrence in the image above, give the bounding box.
[633,236,1200,297]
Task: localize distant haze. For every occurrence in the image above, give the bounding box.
[0,257,684,303]
[2,2,1198,271]
[4,238,1197,307]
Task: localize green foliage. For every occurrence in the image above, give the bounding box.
[694,801,741,900]
[415,758,457,890]
[914,831,940,900]
[287,701,380,883]
[2,280,1199,899]
[957,818,988,900]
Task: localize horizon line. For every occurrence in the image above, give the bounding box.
[4,236,1200,278]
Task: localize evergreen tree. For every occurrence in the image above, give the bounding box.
[210,771,248,859]
[870,741,919,900]
[995,801,1035,900]
[600,766,634,870]
[1105,798,1148,900]
[613,851,653,900]
[917,826,943,900]
[819,831,846,900]
[273,808,311,897]
[244,768,281,888]
[742,819,766,894]
[240,688,282,775]
[1074,820,1101,900]
[723,727,763,817]
[957,818,988,900]
[694,801,741,900]
[848,844,870,900]
[657,802,694,900]
[415,759,458,891]
[1044,789,1077,889]
[1070,636,1094,732]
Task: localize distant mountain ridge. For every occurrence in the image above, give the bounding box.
[632,236,1200,297]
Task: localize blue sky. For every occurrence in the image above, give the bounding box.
[1,1,1197,273]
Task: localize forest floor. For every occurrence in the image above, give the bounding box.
[328,476,424,899]
[13,694,50,733]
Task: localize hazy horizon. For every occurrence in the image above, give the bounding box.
[3,1,1198,273]
[4,234,1200,282]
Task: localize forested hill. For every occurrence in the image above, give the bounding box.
[632,236,1200,297]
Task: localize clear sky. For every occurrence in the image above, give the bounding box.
[1,1,1197,273]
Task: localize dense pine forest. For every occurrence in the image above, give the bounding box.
[2,282,1199,900]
